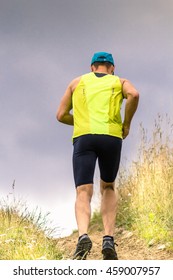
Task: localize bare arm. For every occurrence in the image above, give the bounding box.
[56,77,81,125]
[120,78,139,139]
[56,82,74,125]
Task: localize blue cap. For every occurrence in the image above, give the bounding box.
[91,52,114,66]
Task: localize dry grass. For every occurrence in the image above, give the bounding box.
[0,194,62,260]
[117,114,173,249]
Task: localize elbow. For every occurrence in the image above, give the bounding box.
[127,90,139,107]
[131,90,139,104]
[133,90,139,100]
[126,90,139,101]
[56,110,64,122]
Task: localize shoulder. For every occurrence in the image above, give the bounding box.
[119,78,139,98]
[119,78,137,88]
[119,78,128,85]
[69,76,82,92]
[69,72,92,92]
[119,78,135,89]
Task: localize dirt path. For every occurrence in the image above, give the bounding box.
[56,227,173,260]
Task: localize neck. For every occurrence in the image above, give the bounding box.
[93,66,113,75]
[95,66,109,74]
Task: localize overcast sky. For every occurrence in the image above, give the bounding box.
[0,0,173,236]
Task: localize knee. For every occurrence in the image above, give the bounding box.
[76,184,93,201]
[100,182,115,195]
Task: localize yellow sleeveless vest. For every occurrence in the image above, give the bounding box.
[72,72,123,139]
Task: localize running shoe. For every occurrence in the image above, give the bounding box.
[73,234,92,260]
[102,236,118,260]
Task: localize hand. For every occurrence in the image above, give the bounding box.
[122,123,130,139]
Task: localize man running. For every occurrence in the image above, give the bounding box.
[56,52,139,260]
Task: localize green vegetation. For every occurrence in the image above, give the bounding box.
[89,210,103,232]
[117,114,173,249]
[0,196,62,260]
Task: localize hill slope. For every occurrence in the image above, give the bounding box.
[56,227,173,260]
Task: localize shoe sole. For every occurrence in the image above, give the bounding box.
[73,238,92,260]
[102,247,118,260]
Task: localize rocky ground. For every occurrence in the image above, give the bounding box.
[56,227,173,260]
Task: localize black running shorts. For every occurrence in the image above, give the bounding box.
[73,134,122,187]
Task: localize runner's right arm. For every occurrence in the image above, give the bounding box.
[120,79,139,139]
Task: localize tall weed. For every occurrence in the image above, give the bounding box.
[117,114,173,247]
[0,194,62,260]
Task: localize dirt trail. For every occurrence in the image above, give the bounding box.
[56,227,173,260]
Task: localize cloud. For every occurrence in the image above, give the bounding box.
[0,0,173,235]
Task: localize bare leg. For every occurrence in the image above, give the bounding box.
[75,184,93,237]
[100,179,118,236]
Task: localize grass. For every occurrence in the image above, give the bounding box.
[0,194,63,260]
[117,114,173,249]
